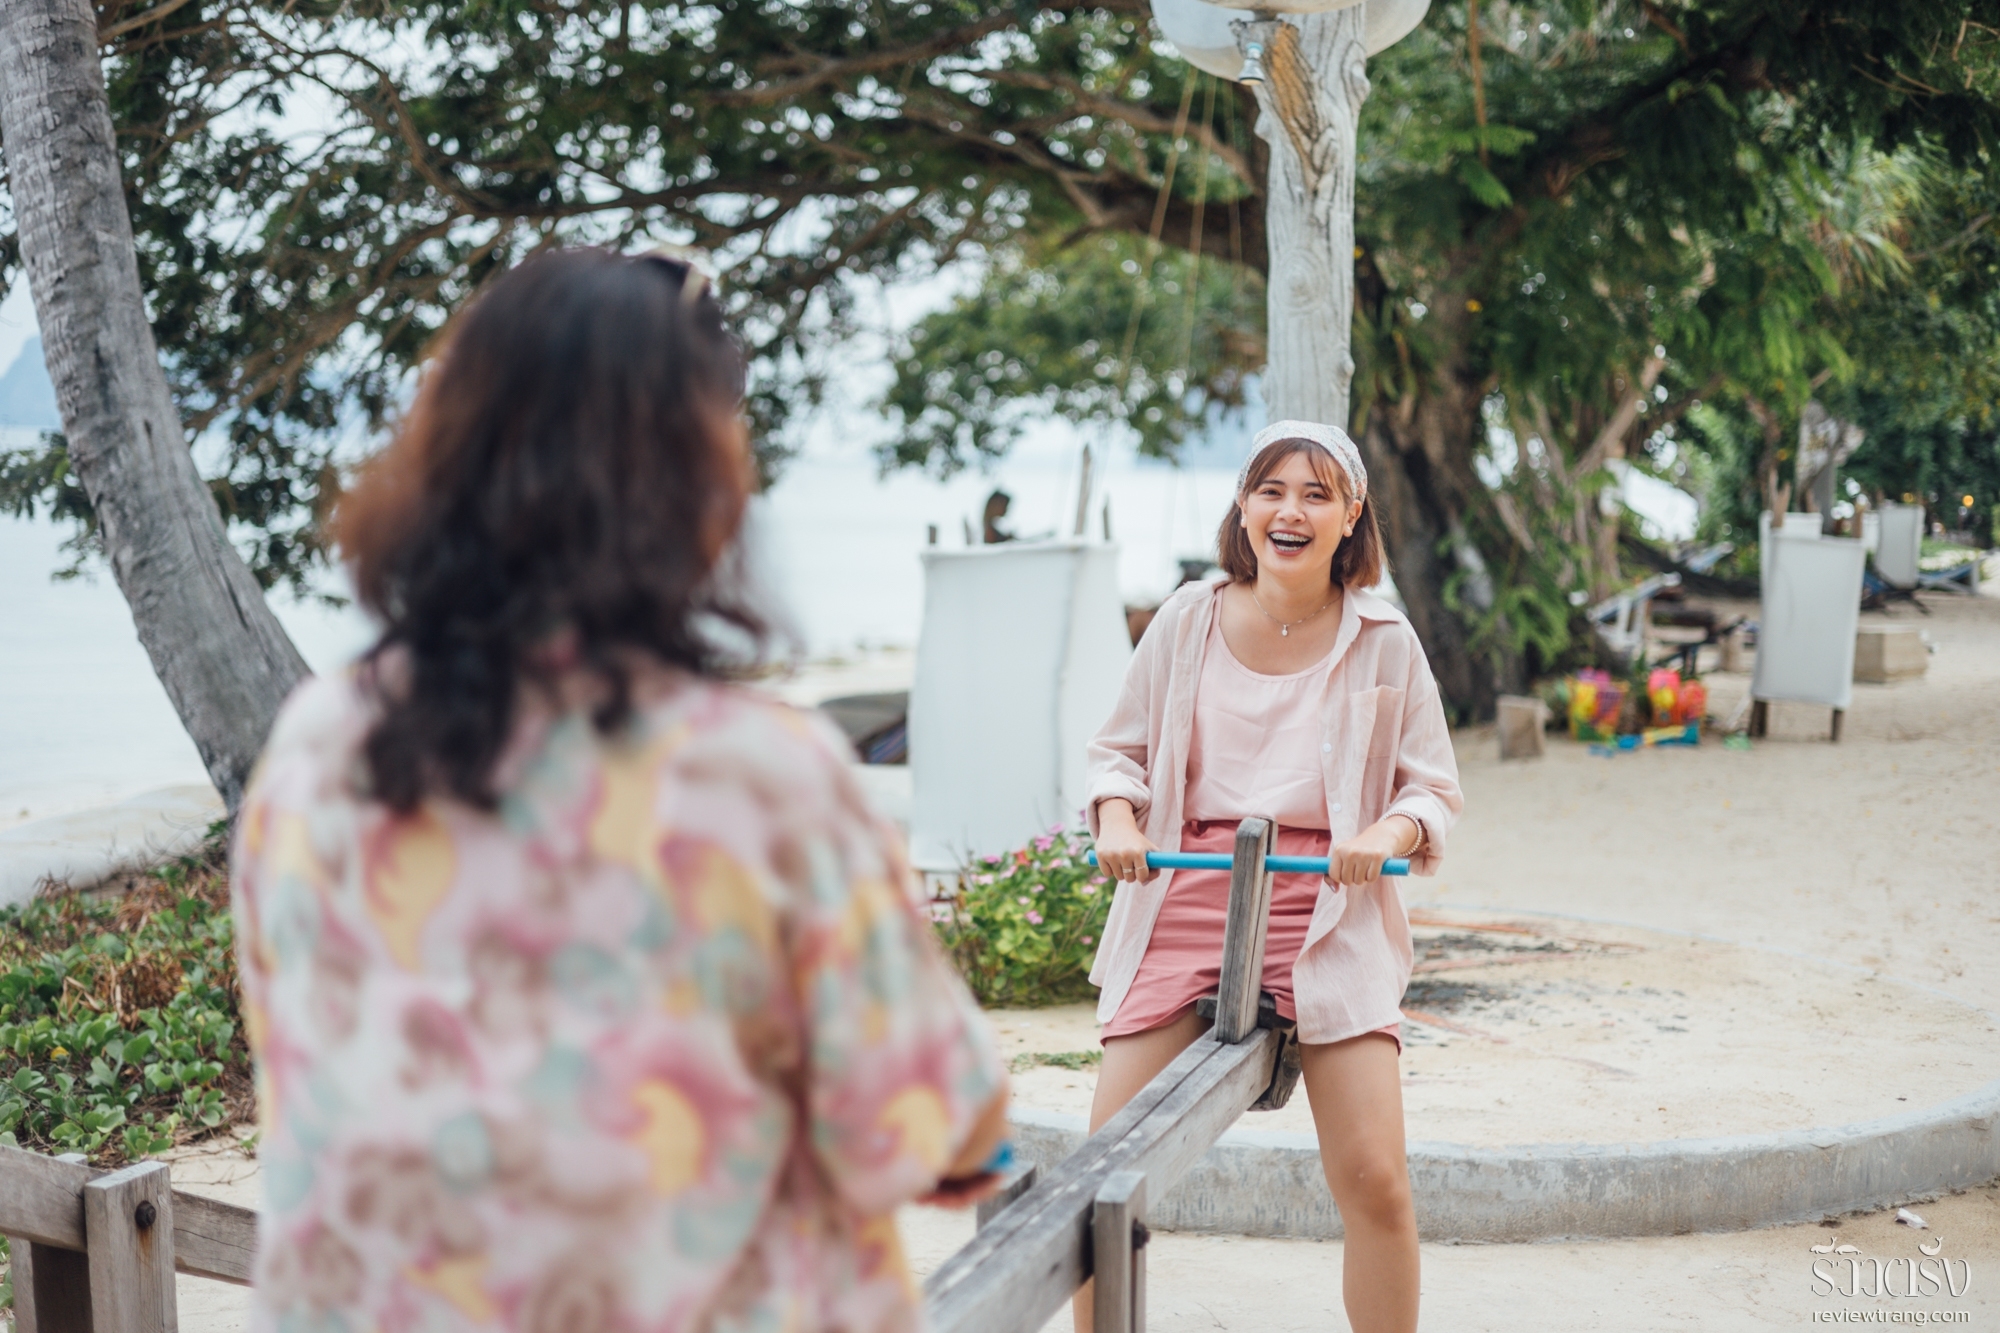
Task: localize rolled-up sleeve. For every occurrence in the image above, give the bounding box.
[794,738,1006,1216]
[1382,649,1462,875]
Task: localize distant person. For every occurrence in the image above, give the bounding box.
[231,248,1008,1333]
[982,488,1015,544]
[1084,421,1462,1333]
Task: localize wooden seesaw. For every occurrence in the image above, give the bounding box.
[927,819,1397,1333]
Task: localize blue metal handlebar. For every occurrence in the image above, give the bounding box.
[1086,850,1410,876]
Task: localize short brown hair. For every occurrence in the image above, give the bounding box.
[335,247,760,811]
[1215,436,1386,589]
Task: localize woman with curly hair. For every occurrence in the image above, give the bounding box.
[231,248,1008,1333]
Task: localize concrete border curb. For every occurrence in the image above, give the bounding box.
[1010,1076,2000,1242]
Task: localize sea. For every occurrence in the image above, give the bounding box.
[0,422,1245,826]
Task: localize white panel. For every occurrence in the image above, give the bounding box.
[1057,546,1137,821]
[909,542,1133,872]
[1202,0,1364,14]
[1152,0,1246,79]
[1875,503,1924,588]
[1362,0,1430,53]
[1153,0,1425,72]
[1752,516,1866,711]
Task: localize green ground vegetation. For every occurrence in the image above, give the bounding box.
[0,829,248,1166]
[933,828,1113,1008]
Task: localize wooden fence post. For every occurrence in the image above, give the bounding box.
[1212,817,1275,1044]
[12,1151,93,1333]
[12,1232,93,1333]
[1091,1170,1147,1333]
[82,1161,177,1333]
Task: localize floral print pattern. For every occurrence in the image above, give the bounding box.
[232,671,1003,1333]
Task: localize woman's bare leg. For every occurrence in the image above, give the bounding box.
[1071,1006,1211,1333]
[1299,1032,1417,1333]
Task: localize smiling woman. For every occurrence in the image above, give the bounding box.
[1081,418,1460,1333]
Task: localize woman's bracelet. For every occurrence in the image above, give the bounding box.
[1400,815,1427,858]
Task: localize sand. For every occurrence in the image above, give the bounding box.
[995,912,2000,1146]
[154,1141,2000,1332]
[68,591,2000,1331]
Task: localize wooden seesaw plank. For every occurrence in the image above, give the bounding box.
[926,819,1283,1333]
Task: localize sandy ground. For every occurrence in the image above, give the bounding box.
[152,1141,2000,1332]
[44,592,2000,1332]
[899,1187,2000,1331]
[1437,592,2000,1021]
[994,907,2000,1144]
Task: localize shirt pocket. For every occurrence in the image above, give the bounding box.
[1356,686,1406,757]
[1348,685,1406,813]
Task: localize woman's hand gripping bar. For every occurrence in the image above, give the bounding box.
[1086,850,1410,876]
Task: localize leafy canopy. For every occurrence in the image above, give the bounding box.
[0,0,1234,589]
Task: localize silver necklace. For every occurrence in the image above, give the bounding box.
[1250,587,1336,637]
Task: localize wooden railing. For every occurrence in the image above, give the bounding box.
[0,818,1296,1333]
[0,1142,255,1332]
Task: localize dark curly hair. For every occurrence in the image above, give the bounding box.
[335,247,762,812]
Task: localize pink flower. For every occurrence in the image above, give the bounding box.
[1026,911,1044,925]
[1079,884,1098,896]
[1081,935,1093,945]
[1017,897,1030,905]
[984,853,1004,866]
[1048,822,1066,835]
[1029,883,1044,894]
[1033,835,1055,852]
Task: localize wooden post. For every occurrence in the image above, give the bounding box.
[82,1161,177,1333]
[1213,817,1274,1045]
[12,1152,94,1333]
[1091,1171,1147,1333]
[1234,10,1372,428]
[13,1234,93,1333]
[974,1162,1040,1233]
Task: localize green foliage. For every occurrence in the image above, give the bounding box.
[0,828,246,1164]
[1010,1049,1103,1072]
[0,432,98,580]
[884,232,1265,472]
[0,0,1230,590]
[933,827,1110,1008]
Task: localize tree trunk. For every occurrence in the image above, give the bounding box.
[1244,7,1369,427]
[0,0,308,811]
[1240,13,1506,719]
[1356,358,1507,721]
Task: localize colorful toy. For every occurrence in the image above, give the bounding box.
[1567,669,1624,741]
[1568,667,1706,743]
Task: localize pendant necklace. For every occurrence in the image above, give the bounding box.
[1250,587,1336,637]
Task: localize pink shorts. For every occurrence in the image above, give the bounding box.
[1101,819,1403,1053]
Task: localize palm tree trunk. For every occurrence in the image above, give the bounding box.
[0,0,308,811]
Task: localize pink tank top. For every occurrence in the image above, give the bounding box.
[1182,613,1331,830]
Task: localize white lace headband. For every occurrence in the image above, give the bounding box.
[1238,419,1367,505]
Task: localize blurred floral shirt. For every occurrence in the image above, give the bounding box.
[231,670,1003,1333]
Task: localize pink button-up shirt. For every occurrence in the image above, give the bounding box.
[1083,580,1463,1045]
